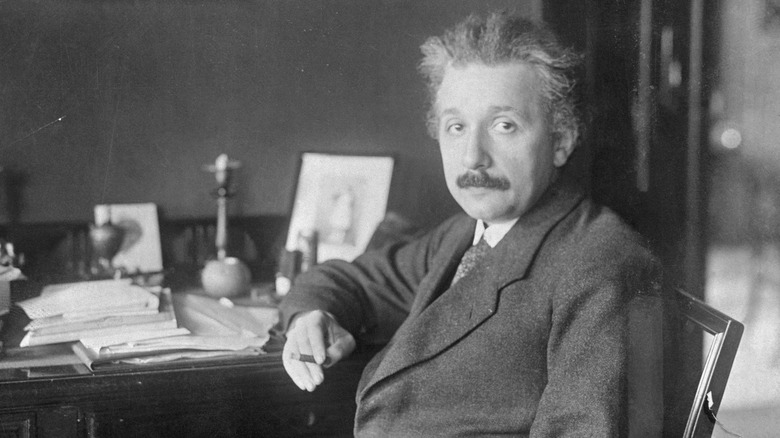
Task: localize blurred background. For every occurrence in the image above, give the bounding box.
[703,0,780,435]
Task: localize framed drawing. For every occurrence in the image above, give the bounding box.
[94,203,163,274]
[285,152,394,263]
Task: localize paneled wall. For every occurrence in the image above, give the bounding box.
[0,0,537,228]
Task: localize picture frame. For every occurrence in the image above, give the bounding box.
[94,203,164,274]
[285,152,395,263]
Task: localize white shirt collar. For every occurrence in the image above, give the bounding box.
[473,218,519,248]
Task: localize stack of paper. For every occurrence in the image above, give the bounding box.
[71,291,279,371]
[17,279,179,347]
[72,332,266,370]
[15,279,280,371]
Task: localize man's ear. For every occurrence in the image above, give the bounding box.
[552,129,577,167]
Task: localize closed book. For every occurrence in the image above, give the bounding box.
[26,309,165,335]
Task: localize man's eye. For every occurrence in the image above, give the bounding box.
[446,123,465,135]
[493,121,516,133]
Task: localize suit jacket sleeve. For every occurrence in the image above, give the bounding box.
[530,233,661,437]
[279,215,463,343]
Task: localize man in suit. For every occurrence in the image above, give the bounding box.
[280,12,660,437]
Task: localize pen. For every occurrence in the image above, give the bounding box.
[290,351,331,367]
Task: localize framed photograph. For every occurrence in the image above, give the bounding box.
[285,152,394,263]
[94,203,163,274]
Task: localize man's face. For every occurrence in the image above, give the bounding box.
[434,62,573,223]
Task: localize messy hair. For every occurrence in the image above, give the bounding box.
[419,12,583,140]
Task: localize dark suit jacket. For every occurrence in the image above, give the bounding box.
[280,177,661,437]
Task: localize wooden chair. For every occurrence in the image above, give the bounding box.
[675,288,744,438]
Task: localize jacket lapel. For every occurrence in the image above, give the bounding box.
[407,220,474,316]
[358,177,586,399]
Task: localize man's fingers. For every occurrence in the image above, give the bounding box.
[303,361,324,388]
[284,355,322,391]
[283,336,323,392]
[305,318,328,365]
[285,355,323,392]
[324,330,356,367]
[281,310,355,388]
[282,348,310,391]
[283,357,310,391]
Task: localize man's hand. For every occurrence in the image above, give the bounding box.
[282,310,356,392]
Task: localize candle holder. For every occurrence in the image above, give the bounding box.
[200,154,251,298]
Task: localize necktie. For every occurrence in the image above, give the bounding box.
[451,237,490,285]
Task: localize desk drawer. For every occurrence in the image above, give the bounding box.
[83,399,354,438]
[0,411,34,438]
[0,406,80,438]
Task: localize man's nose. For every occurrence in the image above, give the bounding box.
[461,129,491,169]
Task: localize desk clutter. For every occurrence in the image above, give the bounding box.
[4,279,278,371]
[0,155,288,373]
[0,152,404,377]
[17,279,173,347]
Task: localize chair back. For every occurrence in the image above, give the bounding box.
[675,289,744,438]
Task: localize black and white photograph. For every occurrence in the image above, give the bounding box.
[0,0,778,436]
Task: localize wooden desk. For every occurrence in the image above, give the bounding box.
[0,346,372,437]
[0,283,373,438]
[0,216,370,437]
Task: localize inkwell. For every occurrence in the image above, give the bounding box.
[90,205,125,278]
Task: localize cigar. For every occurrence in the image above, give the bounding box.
[290,351,331,367]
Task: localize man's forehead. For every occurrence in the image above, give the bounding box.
[434,63,543,119]
[438,105,532,121]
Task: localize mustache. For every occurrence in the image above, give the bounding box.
[456,171,510,190]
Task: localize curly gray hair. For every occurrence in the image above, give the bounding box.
[419,12,583,141]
